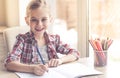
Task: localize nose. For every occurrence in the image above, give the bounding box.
[36,20,42,26]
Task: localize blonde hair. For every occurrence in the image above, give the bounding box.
[26,0,50,16]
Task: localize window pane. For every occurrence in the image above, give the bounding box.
[89,0,120,61]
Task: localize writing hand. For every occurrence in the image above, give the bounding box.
[32,64,48,76]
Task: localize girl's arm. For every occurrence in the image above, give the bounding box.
[5,61,48,76]
[48,53,79,67]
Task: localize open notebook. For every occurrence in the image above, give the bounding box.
[16,63,102,78]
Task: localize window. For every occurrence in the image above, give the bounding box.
[89,0,120,61]
[19,0,30,26]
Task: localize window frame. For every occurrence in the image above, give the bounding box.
[77,0,89,57]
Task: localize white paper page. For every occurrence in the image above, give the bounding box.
[51,63,102,78]
[16,69,67,78]
[15,63,102,78]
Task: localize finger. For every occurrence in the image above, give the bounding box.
[48,59,55,67]
[36,70,43,75]
[33,65,46,76]
[45,63,49,68]
[49,59,59,67]
[53,60,59,67]
[44,64,49,72]
[41,65,48,72]
[48,60,52,67]
[34,69,44,76]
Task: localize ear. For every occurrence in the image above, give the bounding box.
[25,17,29,25]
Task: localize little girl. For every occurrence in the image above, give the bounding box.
[5,0,80,76]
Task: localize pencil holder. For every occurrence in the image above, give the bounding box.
[94,50,107,67]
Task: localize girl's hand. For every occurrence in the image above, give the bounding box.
[48,59,62,67]
[32,64,48,76]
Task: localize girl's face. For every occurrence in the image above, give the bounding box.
[25,7,51,36]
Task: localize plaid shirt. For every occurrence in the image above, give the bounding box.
[5,31,80,64]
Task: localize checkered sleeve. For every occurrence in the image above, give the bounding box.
[55,35,80,59]
[5,34,24,64]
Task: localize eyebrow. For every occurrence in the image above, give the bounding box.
[30,17,37,19]
[30,16,49,19]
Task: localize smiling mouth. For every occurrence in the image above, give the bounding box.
[35,28,44,32]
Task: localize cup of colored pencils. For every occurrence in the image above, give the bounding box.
[89,37,113,67]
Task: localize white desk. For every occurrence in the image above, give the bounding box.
[0,57,120,78]
[78,58,120,78]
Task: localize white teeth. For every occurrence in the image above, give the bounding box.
[35,28,44,31]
